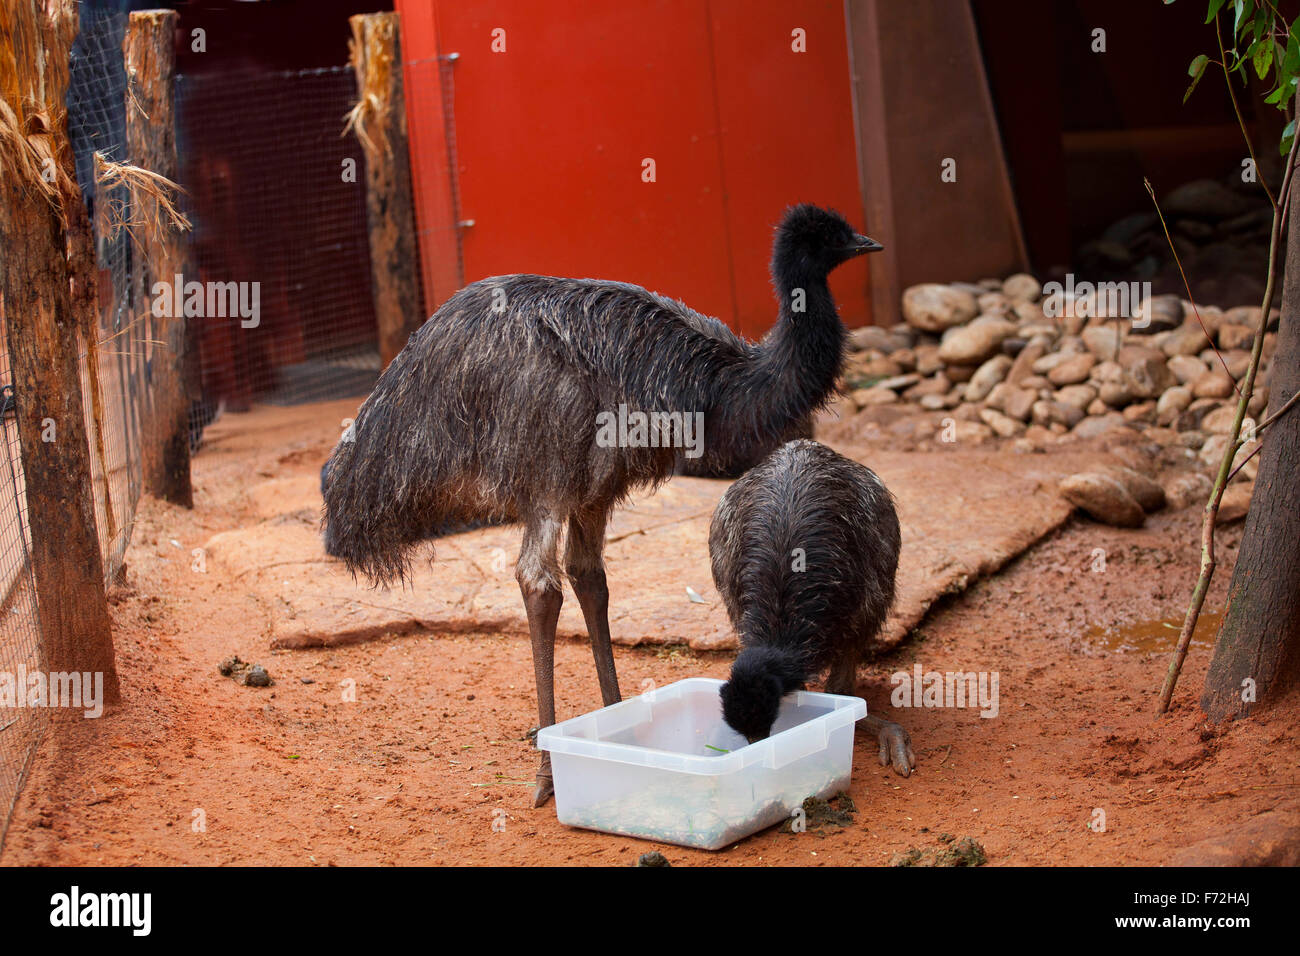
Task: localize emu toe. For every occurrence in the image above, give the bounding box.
[532,754,555,808]
[877,720,915,777]
[863,714,915,777]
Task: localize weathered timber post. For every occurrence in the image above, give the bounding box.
[348,12,425,367]
[0,0,121,704]
[1202,188,1300,721]
[126,9,193,507]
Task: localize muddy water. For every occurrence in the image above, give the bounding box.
[1085,611,1224,654]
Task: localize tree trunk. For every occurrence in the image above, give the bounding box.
[349,12,425,368]
[1201,191,1300,722]
[126,8,193,508]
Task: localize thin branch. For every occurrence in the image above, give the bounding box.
[1257,384,1300,432]
[1145,179,1241,395]
[1231,384,1300,483]
[1216,13,1276,209]
[1226,439,1263,483]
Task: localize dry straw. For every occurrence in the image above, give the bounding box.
[92,151,192,248]
[0,0,79,214]
[344,14,398,159]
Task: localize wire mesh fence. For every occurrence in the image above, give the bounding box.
[175,64,380,415]
[1,5,150,853]
[1,11,396,850]
[0,356,46,859]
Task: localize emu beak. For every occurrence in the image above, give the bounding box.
[844,234,884,257]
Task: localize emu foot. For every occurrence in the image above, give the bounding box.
[864,714,915,777]
[532,754,554,808]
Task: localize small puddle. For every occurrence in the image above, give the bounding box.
[1085,611,1223,654]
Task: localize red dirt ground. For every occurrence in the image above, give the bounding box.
[3,400,1298,866]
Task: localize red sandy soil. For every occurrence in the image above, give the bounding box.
[3,400,1298,866]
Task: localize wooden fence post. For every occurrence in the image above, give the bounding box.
[0,0,121,704]
[349,12,425,367]
[126,8,193,507]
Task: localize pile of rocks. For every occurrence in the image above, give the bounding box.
[840,274,1276,527]
[1076,177,1271,308]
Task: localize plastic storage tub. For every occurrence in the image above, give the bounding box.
[537,677,867,850]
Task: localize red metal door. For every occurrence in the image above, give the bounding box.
[396,0,871,336]
[707,0,871,336]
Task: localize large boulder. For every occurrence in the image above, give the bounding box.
[1219,481,1254,523]
[1102,465,1166,513]
[1192,371,1235,399]
[1072,412,1129,439]
[1055,384,1098,411]
[938,318,1017,365]
[1131,295,1183,333]
[1046,353,1097,386]
[1156,386,1193,425]
[1164,472,1213,510]
[1125,355,1177,399]
[848,325,910,354]
[965,354,1013,402]
[902,284,979,332]
[1163,178,1255,222]
[1081,325,1124,361]
[1002,273,1042,303]
[1218,323,1255,351]
[1166,354,1208,386]
[1162,324,1210,357]
[1058,472,1146,527]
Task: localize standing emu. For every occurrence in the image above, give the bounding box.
[710,438,914,775]
[321,204,883,806]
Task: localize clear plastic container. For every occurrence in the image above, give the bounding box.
[537,677,867,850]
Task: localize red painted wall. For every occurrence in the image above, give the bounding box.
[395,0,871,337]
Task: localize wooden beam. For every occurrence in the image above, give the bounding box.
[391,0,463,312]
[126,8,193,507]
[845,0,1029,321]
[349,12,425,367]
[0,0,121,704]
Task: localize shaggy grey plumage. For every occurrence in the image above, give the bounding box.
[320,204,884,804]
[711,438,915,775]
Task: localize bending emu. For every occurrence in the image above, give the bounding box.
[321,204,883,806]
[710,438,914,775]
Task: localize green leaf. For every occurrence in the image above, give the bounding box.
[1234,0,1251,40]
[1205,0,1228,23]
[1284,25,1300,76]
[1277,81,1298,114]
[1184,53,1210,102]
[1281,118,1295,155]
[1254,38,1274,78]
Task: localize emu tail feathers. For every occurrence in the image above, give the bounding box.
[320,431,433,587]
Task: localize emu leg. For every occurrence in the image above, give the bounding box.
[826,645,915,778]
[566,509,621,707]
[518,513,564,808]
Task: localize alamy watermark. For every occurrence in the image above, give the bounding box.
[49,886,150,936]
[891,664,999,718]
[1041,274,1152,326]
[595,403,704,459]
[151,272,260,328]
[0,666,105,718]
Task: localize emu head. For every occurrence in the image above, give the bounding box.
[720,645,806,744]
[771,204,883,284]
